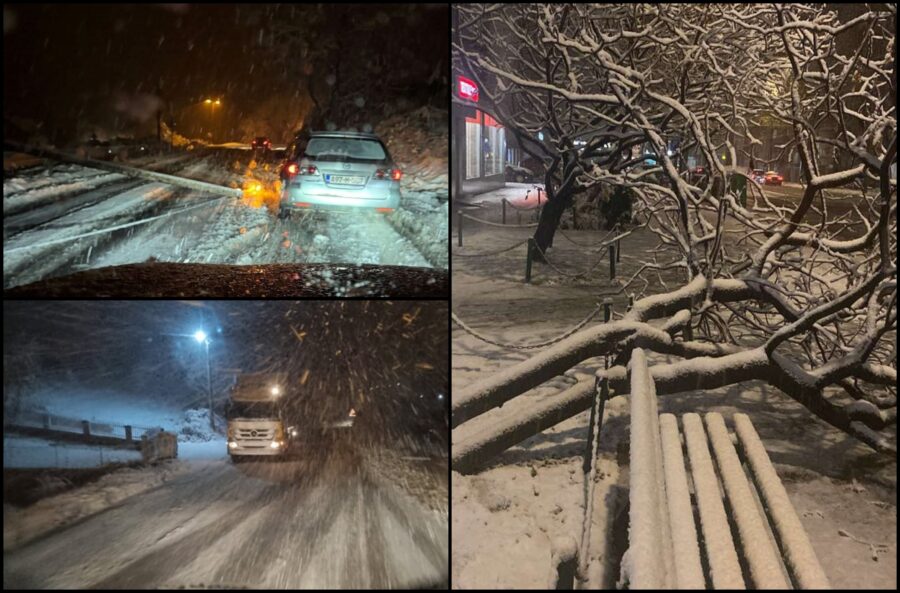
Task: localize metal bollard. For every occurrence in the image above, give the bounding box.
[502,199,507,225]
[627,295,634,312]
[604,302,612,322]
[609,244,616,280]
[457,210,463,247]
[525,238,535,283]
[616,238,621,262]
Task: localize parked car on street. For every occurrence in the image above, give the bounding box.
[750,168,767,184]
[278,131,401,217]
[505,164,536,183]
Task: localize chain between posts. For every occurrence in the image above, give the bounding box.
[453,237,531,258]
[451,303,607,350]
[529,240,617,280]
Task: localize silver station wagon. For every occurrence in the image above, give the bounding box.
[278,131,402,217]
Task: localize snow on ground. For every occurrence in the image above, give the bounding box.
[3,459,192,552]
[3,163,127,216]
[3,443,447,588]
[451,188,896,589]
[378,106,448,269]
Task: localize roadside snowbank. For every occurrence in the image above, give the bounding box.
[3,459,192,552]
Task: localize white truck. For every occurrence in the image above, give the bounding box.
[225,373,294,462]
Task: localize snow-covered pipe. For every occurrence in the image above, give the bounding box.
[5,141,243,198]
[705,413,789,589]
[659,414,705,589]
[623,348,674,588]
[734,414,831,589]
[683,413,745,589]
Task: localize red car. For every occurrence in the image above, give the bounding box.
[763,170,784,185]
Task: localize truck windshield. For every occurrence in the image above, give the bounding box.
[227,401,280,419]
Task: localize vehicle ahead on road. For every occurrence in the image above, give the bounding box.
[82,138,115,161]
[278,131,402,218]
[225,373,293,461]
[251,136,272,154]
[750,168,784,185]
[763,170,784,185]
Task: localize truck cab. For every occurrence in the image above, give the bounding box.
[226,373,291,461]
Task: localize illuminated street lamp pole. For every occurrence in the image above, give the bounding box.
[203,98,221,142]
[193,329,215,431]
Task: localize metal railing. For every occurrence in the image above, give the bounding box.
[10,409,157,441]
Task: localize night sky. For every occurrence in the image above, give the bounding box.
[3,4,448,144]
[3,300,448,442]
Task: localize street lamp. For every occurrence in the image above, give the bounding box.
[201,98,222,142]
[193,329,215,431]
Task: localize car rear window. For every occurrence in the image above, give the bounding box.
[306,137,387,162]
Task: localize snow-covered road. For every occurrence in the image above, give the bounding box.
[3,443,448,589]
[3,148,443,290]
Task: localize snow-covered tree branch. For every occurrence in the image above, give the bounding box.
[453,4,896,468]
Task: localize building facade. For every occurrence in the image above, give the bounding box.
[451,73,508,201]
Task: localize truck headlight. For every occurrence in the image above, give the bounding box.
[269,441,281,449]
[228,441,237,449]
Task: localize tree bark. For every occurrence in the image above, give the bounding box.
[533,188,572,255]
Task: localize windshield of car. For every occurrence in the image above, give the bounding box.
[305,137,388,162]
[2,4,448,295]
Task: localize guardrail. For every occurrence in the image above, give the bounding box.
[10,409,157,442]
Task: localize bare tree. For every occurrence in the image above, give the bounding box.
[452,3,896,471]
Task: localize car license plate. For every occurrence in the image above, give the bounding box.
[326,174,365,185]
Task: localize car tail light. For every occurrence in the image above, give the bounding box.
[376,208,393,213]
[285,163,299,177]
[299,165,317,175]
[375,168,402,181]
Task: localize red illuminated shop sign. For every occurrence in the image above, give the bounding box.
[457,76,479,102]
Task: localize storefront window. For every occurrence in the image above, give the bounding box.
[465,113,481,180]
[483,114,505,176]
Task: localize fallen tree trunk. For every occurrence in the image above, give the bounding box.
[4,141,243,198]
[453,351,769,474]
[452,281,750,428]
[453,347,896,473]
